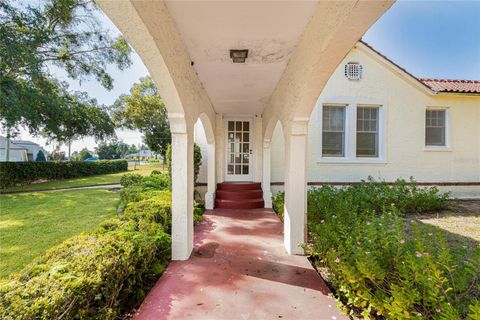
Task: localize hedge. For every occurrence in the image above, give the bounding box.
[0,160,128,188]
[0,172,172,319]
[271,178,479,319]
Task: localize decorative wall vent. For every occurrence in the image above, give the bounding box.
[344,62,363,80]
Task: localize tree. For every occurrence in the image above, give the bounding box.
[49,146,66,161]
[0,0,131,159]
[112,76,171,157]
[36,150,46,161]
[71,148,92,161]
[95,139,129,160]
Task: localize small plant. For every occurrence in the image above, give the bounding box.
[272,191,285,221]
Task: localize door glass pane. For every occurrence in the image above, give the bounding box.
[227,120,251,176]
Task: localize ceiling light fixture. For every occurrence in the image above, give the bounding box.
[230,49,248,63]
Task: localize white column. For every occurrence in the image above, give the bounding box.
[254,114,263,182]
[205,143,216,210]
[262,140,273,208]
[171,129,194,260]
[215,114,225,183]
[283,119,308,255]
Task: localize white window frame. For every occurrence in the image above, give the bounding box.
[424,107,451,152]
[317,100,386,164]
[321,104,347,158]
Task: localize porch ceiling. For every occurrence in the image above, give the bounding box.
[164,1,319,115]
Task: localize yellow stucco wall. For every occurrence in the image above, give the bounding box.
[270,45,480,197]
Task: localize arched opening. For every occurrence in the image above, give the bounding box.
[194,113,216,209]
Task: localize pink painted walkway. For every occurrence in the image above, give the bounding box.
[134,208,348,320]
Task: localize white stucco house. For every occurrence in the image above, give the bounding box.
[99,0,404,260]
[195,41,480,199]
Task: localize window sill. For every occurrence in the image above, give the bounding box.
[317,158,387,165]
[424,146,452,152]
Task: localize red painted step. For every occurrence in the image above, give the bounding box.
[215,182,264,209]
[216,182,261,191]
[216,189,263,200]
[215,198,265,209]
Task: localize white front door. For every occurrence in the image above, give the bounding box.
[225,118,253,181]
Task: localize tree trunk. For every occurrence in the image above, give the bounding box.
[68,140,71,160]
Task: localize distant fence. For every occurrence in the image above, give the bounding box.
[0,160,128,188]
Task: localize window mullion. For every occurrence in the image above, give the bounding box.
[348,104,357,159]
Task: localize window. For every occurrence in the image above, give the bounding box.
[425,109,446,146]
[356,106,379,157]
[344,62,363,80]
[322,106,345,157]
[319,102,385,163]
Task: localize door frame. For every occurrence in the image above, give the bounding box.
[224,115,255,182]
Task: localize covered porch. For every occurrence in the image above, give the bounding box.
[98,0,393,259]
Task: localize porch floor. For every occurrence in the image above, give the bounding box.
[134,208,348,320]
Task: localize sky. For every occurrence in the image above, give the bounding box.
[15,0,480,154]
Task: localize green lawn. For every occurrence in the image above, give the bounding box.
[0,189,119,280]
[1,163,165,193]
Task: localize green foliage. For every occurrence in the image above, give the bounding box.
[35,150,46,162]
[112,76,171,157]
[193,143,202,185]
[166,143,202,185]
[71,148,93,161]
[0,0,129,142]
[296,179,478,319]
[120,173,145,188]
[0,204,171,319]
[0,160,128,188]
[0,171,173,319]
[272,191,285,221]
[95,139,131,160]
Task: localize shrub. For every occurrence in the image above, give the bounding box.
[0,160,128,188]
[120,173,144,187]
[272,191,285,221]
[270,179,478,318]
[0,196,171,319]
[302,180,477,319]
[35,150,46,162]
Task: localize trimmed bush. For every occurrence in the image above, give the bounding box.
[0,160,128,188]
[0,195,171,319]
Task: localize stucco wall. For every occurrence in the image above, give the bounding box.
[270,45,480,197]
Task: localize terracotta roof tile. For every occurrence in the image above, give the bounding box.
[419,79,480,94]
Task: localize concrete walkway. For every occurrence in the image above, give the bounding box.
[0,184,121,195]
[134,208,348,320]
